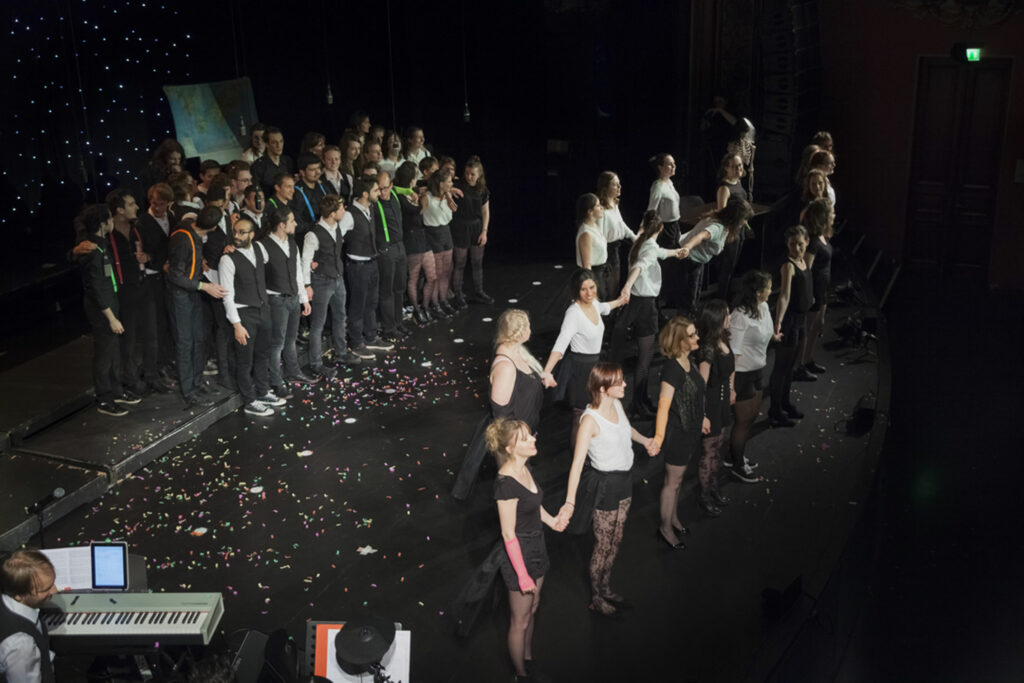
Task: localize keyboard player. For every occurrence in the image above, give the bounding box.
[0,549,58,683]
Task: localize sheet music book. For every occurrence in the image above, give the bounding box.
[41,547,92,592]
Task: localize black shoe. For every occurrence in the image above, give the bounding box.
[351,344,376,360]
[148,377,174,393]
[655,528,686,549]
[273,384,294,399]
[793,367,818,382]
[184,396,215,410]
[698,498,722,517]
[286,372,320,385]
[439,300,457,316]
[97,401,128,417]
[806,361,826,374]
[333,354,362,367]
[365,337,395,352]
[113,390,142,405]
[710,488,731,506]
[452,294,468,310]
[199,383,219,396]
[203,359,219,376]
[396,324,414,337]
[524,660,553,683]
[782,403,804,419]
[603,594,635,610]
[589,601,625,621]
[672,522,690,536]
[431,303,451,319]
[769,413,796,428]
[310,365,338,380]
[468,290,494,304]
[413,307,430,325]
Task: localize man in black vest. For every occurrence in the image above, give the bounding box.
[345,178,394,360]
[259,206,316,396]
[219,217,284,417]
[167,209,227,410]
[374,170,411,341]
[0,549,58,682]
[302,194,359,379]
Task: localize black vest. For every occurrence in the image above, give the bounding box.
[0,598,55,683]
[310,223,344,280]
[345,206,377,259]
[259,235,299,296]
[227,246,267,307]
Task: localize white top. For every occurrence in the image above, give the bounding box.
[302,216,353,283]
[575,223,607,268]
[241,148,262,164]
[583,400,634,472]
[263,233,309,303]
[0,594,53,683]
[680,216,727,264]
[826,183,836,209]
[600,204,636,243]
[403,147,428,166]
[241,208,263,228]
[729,302,774,372]
[647,179,680,223]
[553,301,612,355]
[379,159,399,175]
[423,194,452,227]
[219,243,269,324]
[629,238,675,297]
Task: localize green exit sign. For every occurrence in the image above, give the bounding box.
[966,47,982,61]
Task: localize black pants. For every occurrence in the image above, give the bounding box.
[232,305,272,404]
[169,287,205,400]
[715,232,745,304]
[138,274,169,382]
[116,283,142,389]
[377,244,407,335]
[206,296,233,385]
[346,259,380,346]
[679,259,705,315]
[769,316,804,416]
[85,302,123,403]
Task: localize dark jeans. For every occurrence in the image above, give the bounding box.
[116,283,141,388]
[267,294,302,385]
[309,274,348,368]
[346,259,379,346]
[138,274,169,382]
[85,302,123,402]
[232,305,272,403]
[203,295,232,383]
[769,315,805,416]
[377,244,407,335]
[168,287,205,400]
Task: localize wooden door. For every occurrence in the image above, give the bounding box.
[905,57,1011,279]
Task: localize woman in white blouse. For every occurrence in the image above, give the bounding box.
[422,170,458,318]
[647,153,681,246]
[727,270,779,483]
[543,269,627,446]
[597,171,637,297]
[558,362,657,618]
[575,193,609,299]
[612,211,684,415]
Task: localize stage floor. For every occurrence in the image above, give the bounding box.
[42,260,885,682]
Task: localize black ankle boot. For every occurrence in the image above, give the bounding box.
[698,497,722,517]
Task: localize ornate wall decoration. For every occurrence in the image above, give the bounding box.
[890,0,1024,28]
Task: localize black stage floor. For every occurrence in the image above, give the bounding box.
[38,260,885,682]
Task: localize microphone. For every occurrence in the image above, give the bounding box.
[26,488,66,515]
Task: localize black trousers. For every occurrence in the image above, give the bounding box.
[138,274,169,382]
[232,305,272,404]
[346,259,379,346]
[169,287,205,400]
[85,302,123,403]
[377,244,408,335]
[116,283,142,389]
[769,315,805,416]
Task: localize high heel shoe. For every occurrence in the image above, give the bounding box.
[782,403,804,419]
[603,593,635,610]
[655,528,686,549]
[589,601,624,621]
[710,488,731,506]
[672,522,690,536]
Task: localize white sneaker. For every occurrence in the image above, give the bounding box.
[259,391,287,407]
[244,400,274,416]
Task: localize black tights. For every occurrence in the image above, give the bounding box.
[453,245,486,295]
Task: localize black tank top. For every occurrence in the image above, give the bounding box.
[786,258,812,318]
[718,180,748,204]
[489,354,544,431]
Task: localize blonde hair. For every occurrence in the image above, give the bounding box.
[495,309,544,375]
[485,418,529,468]
[658,316,695,359]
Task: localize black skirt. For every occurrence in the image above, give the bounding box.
[554,351,600,409]
[425,224,454,253]
[497,530,550,590]
[662,424,700,467]
[567,466,633,535]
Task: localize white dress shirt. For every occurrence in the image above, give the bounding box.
[0,594,53,683]
[302,217,353,283]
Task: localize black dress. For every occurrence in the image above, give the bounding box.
[494,473,550,589]
[779,257,812,345]
[490,354,544,432]
[660,357,706,467]
[698,345,734,436]
[807,237,833,312]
